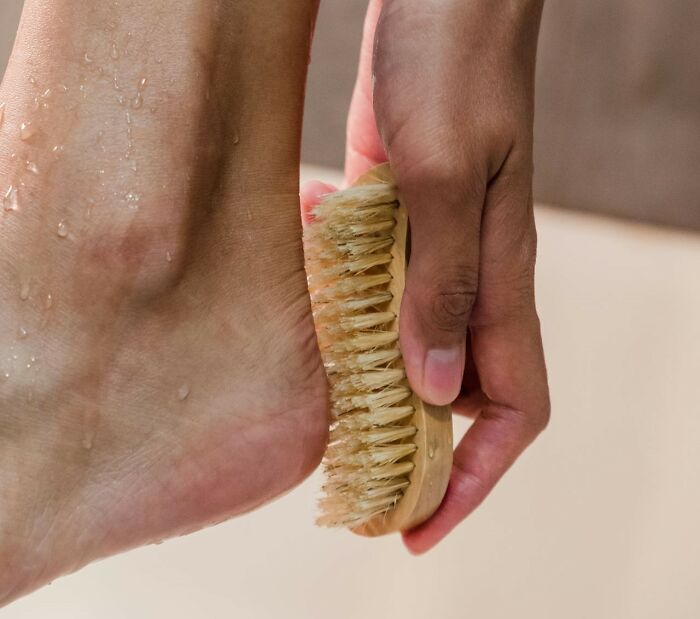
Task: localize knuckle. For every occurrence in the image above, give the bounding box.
[406,153,486,205]
[429,274,478,333]
[535,399,552,433]
[485,401,550,437]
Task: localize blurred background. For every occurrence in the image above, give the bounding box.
[2,1,700,618]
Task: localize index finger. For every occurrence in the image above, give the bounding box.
[344,0,386,185]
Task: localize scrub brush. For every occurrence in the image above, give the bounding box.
[304,164,453,536]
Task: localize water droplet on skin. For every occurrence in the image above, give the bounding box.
[125,191,140,203]
[20,122,35,141]
[19,279,30,301]
[28,75,36,85]
[25,161,39,175]
[3,185,18,212]
[52,144,64,155]
[139,77,147,89]
[131,93,143,109]
[18,326,29,339]
[58,84,69,94]
[82,433,94,450]
[110,43,119,60]
[45,293,53,309]
[83,52,94,65]
[117,95,126,106]
[41,88,52,99]
[428,447,435,459]
[166,251,173,263]
[178,385,190,401]
[233,134,240,145]
[57,220,69,238]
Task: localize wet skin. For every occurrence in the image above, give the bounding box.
[0,0,327,605]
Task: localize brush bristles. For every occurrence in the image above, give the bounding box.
[305,181,417,528]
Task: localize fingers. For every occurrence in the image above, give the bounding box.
[404,152,550,553]
[403,395,544,554]
[365,0,497,407]
[300,181,337,226]
[344,0,386,185]
[396,158,485,406]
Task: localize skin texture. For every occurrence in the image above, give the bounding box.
[302,0,551,553]
[0,0,327,605]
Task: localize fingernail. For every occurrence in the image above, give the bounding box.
[423,347,463,406]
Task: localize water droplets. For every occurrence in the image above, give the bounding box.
[131,76,147,110]
[19,278,30,301]
[3,185,18,212]
[25,161,39,175]
[57,220,69,238]
[110,42,120,60]
[83,52,94,65]
[178,384,190,401]
[18,326,29,340]
[166,251,173,263]
[20,122,35,141]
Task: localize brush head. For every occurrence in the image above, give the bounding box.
[304,165,453,535]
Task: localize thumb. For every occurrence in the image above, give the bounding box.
[396,160,484,406]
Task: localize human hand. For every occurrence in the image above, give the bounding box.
[303,0,550,553]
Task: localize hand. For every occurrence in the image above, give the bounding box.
[304,0,550,553]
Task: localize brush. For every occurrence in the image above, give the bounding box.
[304,163,453,536]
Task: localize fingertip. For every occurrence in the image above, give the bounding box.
[422,347,465,406]
[400,292,466,407]
[300,181,337,224]
[401,529,434,555]
[404,343,464,407]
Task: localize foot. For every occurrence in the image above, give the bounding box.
[0,0,326,604]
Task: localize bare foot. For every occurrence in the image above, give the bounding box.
[0,0,326,605]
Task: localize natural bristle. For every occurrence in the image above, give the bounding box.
[304,181,419,528]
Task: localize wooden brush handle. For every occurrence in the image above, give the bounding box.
[352,164,453,536]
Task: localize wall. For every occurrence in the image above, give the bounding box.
[2,0,699,230]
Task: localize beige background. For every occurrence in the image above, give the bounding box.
[307,1,700,230]
[2,2,700,617]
